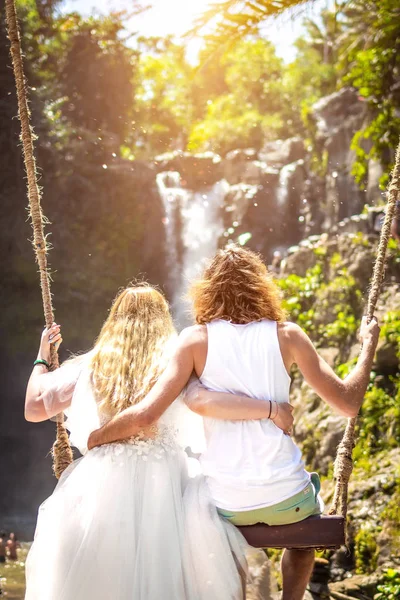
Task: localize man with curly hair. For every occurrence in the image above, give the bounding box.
[89,244,380,600]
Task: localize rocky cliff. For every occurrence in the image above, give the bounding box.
[243,228,400,600]
[146,89,400,598]
[1,73,399,598]
[281,231,400,599]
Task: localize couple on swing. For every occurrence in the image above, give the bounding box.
[24,244,379,600]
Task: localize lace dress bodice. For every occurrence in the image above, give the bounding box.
[90,426,180,464]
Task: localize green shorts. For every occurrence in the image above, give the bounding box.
[217,473,322,527]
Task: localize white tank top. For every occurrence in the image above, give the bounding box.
[199,319,310,511]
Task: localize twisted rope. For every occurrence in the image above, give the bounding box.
[329,138,400,520]
[5,0,73,478]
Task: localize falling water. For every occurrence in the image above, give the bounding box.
[276,163,294,209]
[156,172,228,327]
[156,171,185,287]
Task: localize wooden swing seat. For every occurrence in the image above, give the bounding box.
[238,514,345,550]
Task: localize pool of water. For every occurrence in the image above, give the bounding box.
[0,544,29,599]
[0,543,274,599]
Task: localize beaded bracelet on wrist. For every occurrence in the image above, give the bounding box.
[33,358,50,369]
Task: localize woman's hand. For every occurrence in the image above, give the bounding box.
[38,323,62,361]
[184,377,295,426]
[271,402,294,435]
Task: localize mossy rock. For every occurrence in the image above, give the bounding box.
[328,573,379,599]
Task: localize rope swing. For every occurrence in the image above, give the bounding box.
[5,0,400,547]
[238,140,400,552]
[5,0,73,478]
[329,139,400,520]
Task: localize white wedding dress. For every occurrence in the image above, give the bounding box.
[25,358,248,600]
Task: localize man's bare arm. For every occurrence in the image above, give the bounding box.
[288,317,379,417]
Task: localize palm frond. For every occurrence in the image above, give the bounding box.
[186,0,317,53]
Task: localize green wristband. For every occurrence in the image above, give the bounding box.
[34,358,50,369]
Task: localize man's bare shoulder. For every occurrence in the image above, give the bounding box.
[277,321,303,340]
[278,322,312,360]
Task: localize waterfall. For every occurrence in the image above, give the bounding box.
[156,171,185,287]
[276,163,294,208]
[157,172,228,327]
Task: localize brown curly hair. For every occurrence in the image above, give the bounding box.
[189,244,287,324]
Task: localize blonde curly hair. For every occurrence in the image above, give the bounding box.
[90,284,175,416]
[189,244,287,324]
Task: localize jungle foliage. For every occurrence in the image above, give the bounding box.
[2,0,398,170]
[190,0,400,182]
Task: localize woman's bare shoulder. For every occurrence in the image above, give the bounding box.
[179,325,207,346]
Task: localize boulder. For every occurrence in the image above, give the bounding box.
[312,88,368,227]
[366,159,385,206]
[332,214,369,236]
[259,137,306,167]
[371,284,400,372]
[225,148,258,162]
[222,156,279,186]
[316,414,348,474]
[328,573,379,599]
[375,339,399,373]
[221,169,303,260]
[313,88,366,139]
[222,148,258,184]
[154,151,222,188]
[334,233,376,292]
[222,183,260,227]
[318,347,340,368]
[281,246,318,277]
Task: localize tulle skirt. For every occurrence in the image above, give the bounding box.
[25,438,247,600]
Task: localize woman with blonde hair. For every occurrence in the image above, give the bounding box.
[24,283,293,600]
[88,246,380,600]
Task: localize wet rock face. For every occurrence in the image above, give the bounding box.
[282,231,400,597]
[366,159,385,205]
[222,148,258,185]
[282,244,319,277]
[221,177,304,258]
[220,160,306,259]
[313,88,365,135]
[275,160,307,244]
[221,153,279,187]
[259,137,306,167]
[0,155,167,537]
[312,88,367,228]
[153,90,377,264]
[328,574,379,599]
[154,150,222,189]
[214,89,376,259]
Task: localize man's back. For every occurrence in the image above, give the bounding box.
[198,319,310,512]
